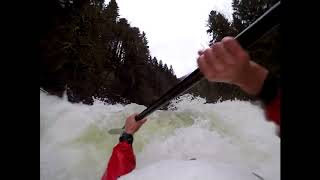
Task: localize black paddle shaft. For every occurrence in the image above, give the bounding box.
[135,1,280,121]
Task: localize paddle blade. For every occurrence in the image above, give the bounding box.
[108,128,123,135]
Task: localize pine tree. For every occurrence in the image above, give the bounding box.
[152,57,158,67]
[206,10,234,43]
[104,0,119,22]
[169,65,174,76]
[232,0,278,33]
[163,63,168,73]
[159,60,163,69]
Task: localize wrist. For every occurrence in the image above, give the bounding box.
[119,131,134,144]
[124,128,135,135]
[256,71,279,104]
[235,61,269,96]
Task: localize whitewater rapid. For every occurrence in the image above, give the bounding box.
[40,91,280,180]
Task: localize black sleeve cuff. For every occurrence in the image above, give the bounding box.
[257,72,279,105]
[119,131,134,144]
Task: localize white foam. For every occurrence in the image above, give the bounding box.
[40,91,280,180]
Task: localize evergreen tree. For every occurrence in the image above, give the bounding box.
[232,0,278,33]
[206,11,234,43]
[159,60,163,69]
[152,57,158,66]
[169,65,174,76]
[104,0,119,22]
[163,63,168,73]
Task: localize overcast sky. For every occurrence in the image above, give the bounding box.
[108,0,233,77]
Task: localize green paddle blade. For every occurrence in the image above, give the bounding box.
[108,128,123,135]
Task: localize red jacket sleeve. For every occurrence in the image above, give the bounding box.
[101,141,136,180]
[265,90,280,127]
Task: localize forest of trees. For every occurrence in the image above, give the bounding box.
[185,0,280,103]
[40,0,280,106]
[39,0,178,105]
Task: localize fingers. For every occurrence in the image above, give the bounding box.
[202,48,216,68]
[126,113,138,125]
[209,42,230,71]
[129,113,147,125]
[197,55,215,79]
[197,42,229,78]
[211,42,234,65]
[221,36,249,62]
[125,113,147,134]
[136,117,147,130]
[198,49,205,56]
[128,113,138,119]
[196,36,252,86]
[139,118,147,124]
[137,118,147,126]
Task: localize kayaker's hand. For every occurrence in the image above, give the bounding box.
[197,36,269,95]
[124,113,147,135]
